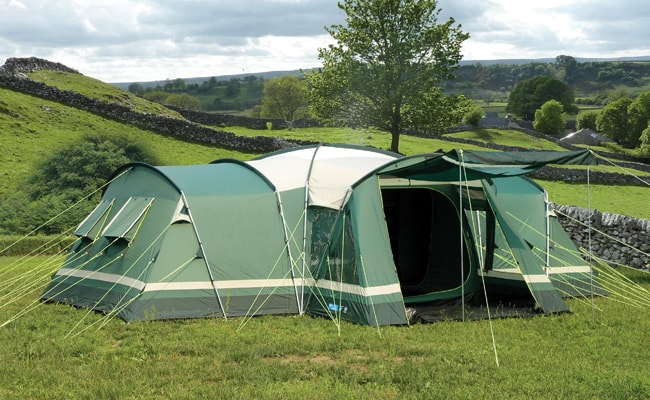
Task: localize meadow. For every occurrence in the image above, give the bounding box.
[0,256,648,399]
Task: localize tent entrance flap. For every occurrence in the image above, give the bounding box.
[381,188,470,297]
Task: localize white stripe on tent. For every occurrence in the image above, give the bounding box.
[314,279,402,297]
[56,268,146,290]
[482,270,551,284]
[54,270,402,298]
[522,274,553,284]
[546,266,592,274]
[143,279,296,292]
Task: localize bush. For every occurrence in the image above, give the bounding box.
[0,133,159,235]
[0,235,76,256]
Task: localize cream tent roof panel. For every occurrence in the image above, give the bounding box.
[247,145,397,208]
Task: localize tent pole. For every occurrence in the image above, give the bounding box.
[587,164,595,322]
[181,192,228,319]
[300,144,322,314]
[458,150,465,322]
[544,191,551,268]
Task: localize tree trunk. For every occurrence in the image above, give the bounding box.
[390,101,402,153]
[390,127,400,153]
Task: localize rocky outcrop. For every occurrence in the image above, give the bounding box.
[0,57,79,77]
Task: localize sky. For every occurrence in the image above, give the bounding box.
[2,0,650,83]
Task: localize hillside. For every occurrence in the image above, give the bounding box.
[0,57,648,218]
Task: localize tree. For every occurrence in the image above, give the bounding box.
[260,75,309,121]
[555,55,578,83]
[627,92,650,147]
[165,93,201,110]
[128,83,145,96]
[306,0,469,153]
[533,100,565,135]
[576,110,599,131]
[596,97,633,146]
[144,90,170,104]
[506,75,577,120]
[463,102,484,126]
[640,125,650,156]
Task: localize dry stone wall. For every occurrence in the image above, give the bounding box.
[0,58,315,154]
[551,204,650,271]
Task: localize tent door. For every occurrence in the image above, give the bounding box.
[381,188,470,297]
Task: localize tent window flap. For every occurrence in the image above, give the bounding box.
[74,199,114,238]
[102,197,154,241]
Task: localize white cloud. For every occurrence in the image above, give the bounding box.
[1,0,649,82]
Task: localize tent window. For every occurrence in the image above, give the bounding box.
[102,197,154,241]
[74,199,114,239]
[381,188,470,295]
[309,208,359,285]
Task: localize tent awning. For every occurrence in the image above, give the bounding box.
[378,149,596,182]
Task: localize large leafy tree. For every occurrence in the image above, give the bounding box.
[306,0,470,153]
[627,92,650,147]
[260,75,309,122]
[596,97,633,146]
[506,75,577,120]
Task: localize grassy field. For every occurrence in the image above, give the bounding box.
[0,256,648,399]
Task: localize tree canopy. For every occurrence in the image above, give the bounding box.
[506,75,577,120]
[306,0,469,153]
[260,75,309,121]
[533,100,565,135]
[596,97,633,147]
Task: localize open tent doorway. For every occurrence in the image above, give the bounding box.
[381,187,471,300]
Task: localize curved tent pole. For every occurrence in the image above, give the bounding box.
[299,143,323,313]
[181,191,227,319]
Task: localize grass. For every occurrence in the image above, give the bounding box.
[447,128,567,150]
[0,87,249,198]
[27,70,183,118]
[538,181,650,219]
[0,256,648,399]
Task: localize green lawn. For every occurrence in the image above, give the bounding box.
[0,256,648,399]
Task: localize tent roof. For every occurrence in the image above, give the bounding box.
[109,146,596,209]
[247,144,401,208]
[378,149,596,182]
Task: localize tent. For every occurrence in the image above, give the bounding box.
[41,144,601,326]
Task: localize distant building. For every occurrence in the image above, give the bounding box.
[560,128,614,146]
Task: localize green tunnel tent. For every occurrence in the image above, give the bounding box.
[41,144,601,326]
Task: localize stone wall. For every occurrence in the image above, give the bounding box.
[551,204,650,270]
[169,106,321,130]
[0,69,315,154]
